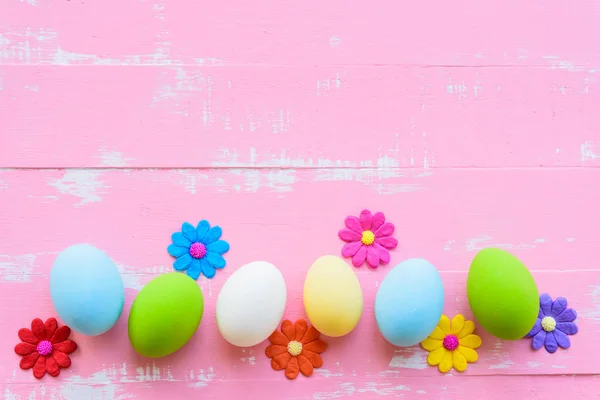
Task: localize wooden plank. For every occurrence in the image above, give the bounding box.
[1,66,599,168]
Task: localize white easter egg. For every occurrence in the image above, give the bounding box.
[216,261,287,347]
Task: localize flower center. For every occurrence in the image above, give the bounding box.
[443,335,459,351]
[287,341,303,356]
[37,340,53,356]
[361,230,375,246]
[541,316,556,332]
[189,242,207,259]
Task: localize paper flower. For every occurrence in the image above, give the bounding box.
[338,209,398,268]
[168,220,230,280]
[421,314,481,373]
[525,293,578,353]
[15,318,77,379]
[265,319,327,379]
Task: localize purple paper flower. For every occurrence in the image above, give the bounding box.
[525,293,578,353]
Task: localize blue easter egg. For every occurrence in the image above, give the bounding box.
[50,244,125,336]
[375,258,444,346]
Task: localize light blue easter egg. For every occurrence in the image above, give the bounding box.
[375,258,444,346]
[50,244,125,336]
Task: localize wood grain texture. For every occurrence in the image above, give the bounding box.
[1,0,599,398]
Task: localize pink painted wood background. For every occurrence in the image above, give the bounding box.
[1,0,600,398]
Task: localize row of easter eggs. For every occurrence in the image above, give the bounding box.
[49,244,540,358]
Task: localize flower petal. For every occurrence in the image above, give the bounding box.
[301,326,320,344]
[294,320,308,341]
[173,254,193,271]
[206,252,226,269]
[285,356,300,379]
[52,351,71,368]
[371,212,386,231]
[44,318,58,340]
[171,232,192,247]
[46,356,60,377]
[427,347,446,366]
[203,226,222,244]
[338,228,362,242]
[550,297,568,317]
[167,244,188,257]
[438,315,451,334]
[452,350,468,372]
[271,352,291,370]
[352,245,367,267]
[366,246,380,268]
[186,259,202,280]
[459,334,482,349]
[31,318,45,341]
[556,322,578,335]
[298,354,314,377]
[420,338,443,352]
[302,350,323,368]
[540,293,552,316]
[15,342,37,356]
[372,243,390,264]
[19,352,39,369]
[556,308,577,322]
[429,326,445,340]
[438,350,453,373]
[182,222,197,242]
[265,345,287,358]
[303,340,327,353]
[376,236,398,249]
[554,329,571,349]
[359,209,373,231]
[206,240,230,255]
[269,330,289,346]
[51,326,71,344]
[199,259,216,279]
[342,241,363,257]
[526,319,542,338]
[457,320,476,339]
[196,220,211,241]
[344,216,363,233]
[375,222,395,238]
[18,328,39,345]
[458,345,478,362]
[33,356,47,379]
[544,331,558,353]
[281,320,295,341]
[53,340,77,354]
[450,315,465,335]
[532,330,546,350]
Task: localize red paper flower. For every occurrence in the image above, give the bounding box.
[15,318,77,379]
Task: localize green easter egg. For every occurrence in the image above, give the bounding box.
[467,248,539,340]
[128,272,204,357]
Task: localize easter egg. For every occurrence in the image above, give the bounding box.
[129,272,204,358]
[50,244,125,336]
[467,248,539,340]
[303,255,363,337]
[216,261,286,347]
[375,258,444,346]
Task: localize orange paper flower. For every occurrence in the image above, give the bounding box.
[265,319,327,379]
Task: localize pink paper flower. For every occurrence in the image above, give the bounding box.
[338,209,398,268]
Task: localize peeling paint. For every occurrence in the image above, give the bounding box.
[98,148,133,167]
[581,141,598,162]
[187,367,215,388]
[48,170,106,206]
[0,254,35,282]
[388,347,428,370]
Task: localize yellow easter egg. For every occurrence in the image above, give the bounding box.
[303,255,363,337]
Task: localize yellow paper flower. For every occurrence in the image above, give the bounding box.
[420,314,482,373]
